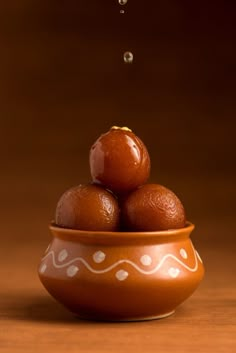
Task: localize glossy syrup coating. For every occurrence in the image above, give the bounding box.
[55,184,120,231]
[122,184,186,231]
[89,126,151,195]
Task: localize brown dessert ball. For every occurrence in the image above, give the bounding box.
[55,184,120,231]
[89,126,151,195]
[122,184,186,231]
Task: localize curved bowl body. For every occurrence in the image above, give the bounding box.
[38,222,204,321]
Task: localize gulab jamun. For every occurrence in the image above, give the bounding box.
[122,184,186,231]
[89,126,151,195]
[55,184,120,231]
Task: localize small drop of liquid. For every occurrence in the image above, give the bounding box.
[119,0,128,5]
[120,10,125,14]
[123,51,133,64]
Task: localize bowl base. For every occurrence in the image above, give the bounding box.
[75,310,175,322]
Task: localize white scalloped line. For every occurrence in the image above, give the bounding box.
[195,250,203,263]
[41,242,199,275]
[44,243,51,254]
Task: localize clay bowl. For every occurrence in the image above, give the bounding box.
[38,222,204,321]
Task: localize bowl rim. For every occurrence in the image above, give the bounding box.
[49,221,194,243]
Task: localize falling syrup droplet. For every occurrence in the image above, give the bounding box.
[119,0,128,5]
[123,51,134,64]
[120,10,125,14]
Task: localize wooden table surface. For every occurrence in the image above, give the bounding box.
[1,215,235,353]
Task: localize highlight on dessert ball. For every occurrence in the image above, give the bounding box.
[54,126,186,232]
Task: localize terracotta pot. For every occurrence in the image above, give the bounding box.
[38,222,204,321]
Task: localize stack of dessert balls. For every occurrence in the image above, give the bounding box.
[55,126,186,232]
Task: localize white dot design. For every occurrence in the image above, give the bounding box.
[58,249,68,262]
[116,270,129,281]
[180,248,188,259]
[41,243,199,282]
[93,251,106,263]
[140,255,152,266]
[168,267,180,278]
[40,264,47,274]
[67,265,79,277]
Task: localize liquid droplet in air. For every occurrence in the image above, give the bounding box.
[123,51,133,64]
[120,10,125,14]
[119,0,128,5]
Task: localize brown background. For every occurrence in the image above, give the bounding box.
[0,1,236,352]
